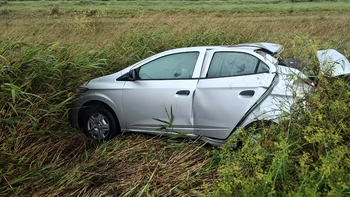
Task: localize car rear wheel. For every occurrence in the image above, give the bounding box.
[236,121,272,149]
[81,105,120,140]
[247,127,264,145]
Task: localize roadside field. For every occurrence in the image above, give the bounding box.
[2,1,350,56]
[2,1,350,12]
[1,1,350,196]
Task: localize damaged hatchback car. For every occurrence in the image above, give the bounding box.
[70,43,350,146]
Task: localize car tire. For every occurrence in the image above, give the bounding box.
[247,127,264,145]
[80,104,120,140]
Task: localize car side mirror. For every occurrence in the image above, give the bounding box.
[128,69,137,81]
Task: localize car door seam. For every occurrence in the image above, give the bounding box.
[204,73,279,141]
[225,73,279,140]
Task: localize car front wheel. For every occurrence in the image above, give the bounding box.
[81,105,120,140]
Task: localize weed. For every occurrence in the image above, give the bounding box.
[50,5,59,15]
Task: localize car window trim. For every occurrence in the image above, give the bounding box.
[137,51,200,80]
[204,71,269,79]
[254,60,261,73]
[206,51,266,78]
[140,77,200,80]
[117,71,270,81]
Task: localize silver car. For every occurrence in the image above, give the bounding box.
[70,43,350,146]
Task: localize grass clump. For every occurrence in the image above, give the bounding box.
[50,5,59,15]
[0,40,97,196]
[0,41,105,135]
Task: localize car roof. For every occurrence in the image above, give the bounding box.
[170,43,284,55]
[168,46,258,52]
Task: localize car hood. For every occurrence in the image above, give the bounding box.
[317,49,350,77]
[82,71,123,89]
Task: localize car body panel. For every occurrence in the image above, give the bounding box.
[198,74,280,146]
[121,79,198,133]
[241,73,296,128]
[193,48,277,139]
[193,73,275,139]
[317,49,350,76]
[70,89,124,128]
[119,48,206,133]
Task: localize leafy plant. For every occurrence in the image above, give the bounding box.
[208,70,350,196]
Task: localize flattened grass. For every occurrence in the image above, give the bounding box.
[1,133,214,196]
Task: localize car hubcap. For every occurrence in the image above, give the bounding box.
[87,113,110,139]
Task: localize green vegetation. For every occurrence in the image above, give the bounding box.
[211,74,350,196]
[1,1,350,196]
[2,1,350,13]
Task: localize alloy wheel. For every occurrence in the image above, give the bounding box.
[87,113,110,139]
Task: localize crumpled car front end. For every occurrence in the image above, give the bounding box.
[317,49,350,77]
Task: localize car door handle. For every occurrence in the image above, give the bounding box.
[176,90,190,96]
[239,90,255,97]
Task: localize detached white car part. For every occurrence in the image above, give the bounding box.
[70,43,350,146]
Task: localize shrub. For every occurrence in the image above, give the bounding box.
[208,72,350,196]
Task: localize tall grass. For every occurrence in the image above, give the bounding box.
[2,3,350,51]
[2,4,350,196]
[0,41,100,195]
[0,40,215,196]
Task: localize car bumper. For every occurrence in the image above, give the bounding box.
[69,99,83,128]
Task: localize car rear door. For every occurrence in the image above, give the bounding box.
[193,49,276,139]
[121,48,206,134]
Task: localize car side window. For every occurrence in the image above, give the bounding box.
[256,61,269,73]
[138,52,199,80]
[207,52,264,78]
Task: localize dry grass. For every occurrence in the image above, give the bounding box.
[1,11,350,52]
[2,2,350,196]
[2,129,215,196]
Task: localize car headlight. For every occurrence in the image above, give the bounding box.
[76,87,89,94]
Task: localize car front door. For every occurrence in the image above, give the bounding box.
[121,48,206,134]
[193,49,276,139]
